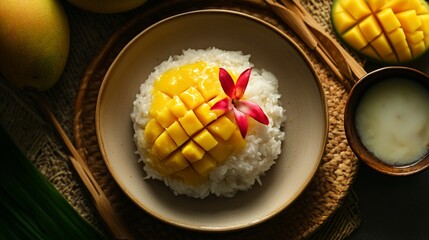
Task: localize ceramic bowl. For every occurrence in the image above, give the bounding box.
[345,66,429,176]
[96,10,327,231]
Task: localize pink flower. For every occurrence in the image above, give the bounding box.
[211,67,269,138]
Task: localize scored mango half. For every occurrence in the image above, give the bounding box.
[144,62,246,186]
[331,0,429,63]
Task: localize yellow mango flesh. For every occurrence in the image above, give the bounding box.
[144,62,246,185]
[332,0,429,63]
[0,0,69,91]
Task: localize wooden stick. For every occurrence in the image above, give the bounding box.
[265,0,353,90]
[265,0,368,90]
[35,93,134,240]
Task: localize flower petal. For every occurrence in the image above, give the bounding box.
[210,97,232,111]
[234,68,251,99]
[235,100,269,125]
[233,108,248,138]
[218,68,235,98]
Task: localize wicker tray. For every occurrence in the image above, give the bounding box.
[73,0,360,239]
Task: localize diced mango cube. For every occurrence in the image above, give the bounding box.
[227,129,247,151]
[376,8,401,32]
[192,154,217,177]
[207,116,237,141]
[397,47,413,62]
[173,167,205,186]
[332,2,345,14]
[164,150,189,174]
[342,26,368,50]
[167,96,188,118]
[341,0,371,20]
[166,121,189,147]
[334,12,356,33]
[179,111,204,136]
[396,10,422,33]
[193,129,218,151]
[359,15,382,42]
[381,53,398,63]
[196,77,221,101]
[385,0,422,13]
[208,140,232,163]
[207,93,227,107]
[391,39,408,52]
[152,132,177,159]
[367,0,386,12]
[149,92,171,117]
[360,45,381,60]
[333,12,356,34]
[406,30,425,44]
[180,86,205,109]
[370,34,393,57]
[144,119,164,144]
[410,40,426,57]
[417,3,429,14]
[155,107,175,129]
[418,14,429,36]
[182,140,205,163]
[333,0,429,63]
[194,103,219,126]
[387,28,406,45]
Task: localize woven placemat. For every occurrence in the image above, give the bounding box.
[73,0,360,239]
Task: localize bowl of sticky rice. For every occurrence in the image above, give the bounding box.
[96,10,327,231]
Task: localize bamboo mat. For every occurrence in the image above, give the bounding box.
[0,0,361,239]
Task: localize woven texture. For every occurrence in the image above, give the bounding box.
[0,0,361,239]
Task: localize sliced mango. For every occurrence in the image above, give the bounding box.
[149,92,171,117]
[342,26,368,50]
[155,107,175,129]
[194,103,220,126]
[192,154,217,177]
[333,11,356,33]
[167,96,188,118]
[376,8,401,32]
[396,10,421,33]
[164,151,189,174]
[406,31,425,45]
[341,0,371,21]
[173,167,205,186]
[207,116,237,141]
[332,0,429,63]
[180,86,205,109]
[179,110,204,136]
[371,34,393,58]
[359,15,382,42]
[193,129,218,151]
[145,62,246,185]
[367,0,386,12]
[166,121,188,147]
[197,76,220,101]
[152,132,177,160]
[182,140,205,163]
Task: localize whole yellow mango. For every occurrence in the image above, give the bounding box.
[0,0,70,91]
[66,0,147,14]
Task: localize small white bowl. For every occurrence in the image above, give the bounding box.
[96,10,327,231]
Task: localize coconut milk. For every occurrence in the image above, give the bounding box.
[355,78,429,165]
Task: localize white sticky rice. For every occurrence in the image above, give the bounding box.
[131,48,286,198]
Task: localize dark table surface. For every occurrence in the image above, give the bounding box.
[347,53,429,240]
